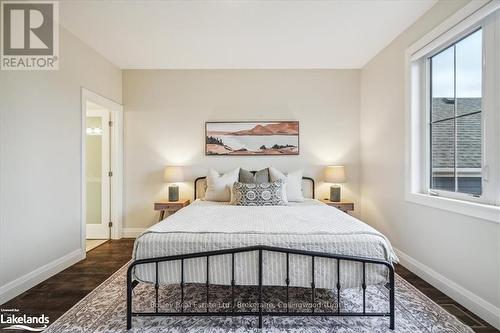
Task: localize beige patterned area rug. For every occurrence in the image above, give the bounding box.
[44,263,472,333]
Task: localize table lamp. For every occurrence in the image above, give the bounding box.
[324,166,346,202]
[164,166,185,201]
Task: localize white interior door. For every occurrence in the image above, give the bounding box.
[85,106,110,239]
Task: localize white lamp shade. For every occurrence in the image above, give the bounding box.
[324,166,346,183]
[164,166,185,183]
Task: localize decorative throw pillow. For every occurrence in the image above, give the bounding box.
[204,168,240,202]
[268,167,304,202]
[231,180,286,206]
[239,168,269,184]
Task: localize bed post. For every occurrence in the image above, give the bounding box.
[126,264,133,330]
[258,249,263,329]
[389,265,395,330]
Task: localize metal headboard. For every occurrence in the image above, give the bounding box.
[194,172,315,199]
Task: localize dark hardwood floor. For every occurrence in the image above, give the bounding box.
[0,239,134,331]
[395,265,497,332]
[1,239,497,332]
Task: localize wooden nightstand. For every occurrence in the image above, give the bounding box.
[154,199,190,221]
[320,199,354,214]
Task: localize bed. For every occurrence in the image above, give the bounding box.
[127,176,397,330]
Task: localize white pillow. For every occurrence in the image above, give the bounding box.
[204,168,240,202]
[268,167,304,202]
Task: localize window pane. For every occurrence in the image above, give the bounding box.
[431,46,455,122]
[456,29,482,116]
[431,119,455,192]
[457,113,482,195]
[429,29,483,197]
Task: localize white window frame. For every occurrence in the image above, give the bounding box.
[405,0,500,223]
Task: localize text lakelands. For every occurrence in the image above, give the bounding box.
[0,314,50,325]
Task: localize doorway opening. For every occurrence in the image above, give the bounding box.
[82,89,123,254]
[86,102,111,241]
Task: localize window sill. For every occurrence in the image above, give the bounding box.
[405,192,500,223]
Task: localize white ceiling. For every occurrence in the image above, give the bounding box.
[59,0,436,69]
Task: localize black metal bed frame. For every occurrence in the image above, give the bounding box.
[126,175,395,330]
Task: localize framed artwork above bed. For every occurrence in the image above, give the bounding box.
[205,121,299,155]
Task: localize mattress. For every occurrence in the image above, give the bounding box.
[132,199,397,289]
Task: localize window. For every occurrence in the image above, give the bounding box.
[406,2,500,222]
[429,29,483,197]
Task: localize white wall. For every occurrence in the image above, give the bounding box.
[123,69,360,230]
[0,27,122,303]
[360,0,500,328]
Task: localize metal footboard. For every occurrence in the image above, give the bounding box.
[126,245,395,330]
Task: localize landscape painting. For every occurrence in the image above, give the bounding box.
[206,121,299,155]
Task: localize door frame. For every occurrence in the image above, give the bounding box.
[81,88,123,254]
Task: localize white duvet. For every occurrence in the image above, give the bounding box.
[132,200,397,289]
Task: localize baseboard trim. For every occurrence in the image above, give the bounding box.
[395,248,500,330]
[122,227,146,238]
[0,249,85,305]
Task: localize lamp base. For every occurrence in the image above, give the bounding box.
[168,185,179,201]
[330,185,341,202]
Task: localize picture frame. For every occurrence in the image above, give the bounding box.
[205,121,299,156]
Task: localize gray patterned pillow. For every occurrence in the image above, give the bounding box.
[231,179,286,206]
